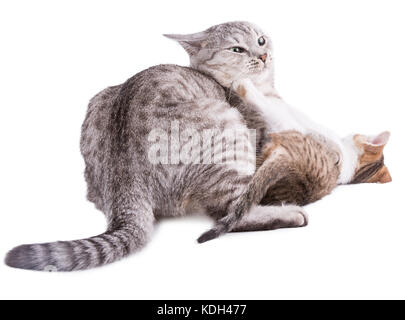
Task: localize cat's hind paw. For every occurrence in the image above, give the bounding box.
[281,205,308,227]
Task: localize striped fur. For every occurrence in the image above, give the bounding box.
[6,22,311,270]
[5,63,275,271]
[258,131,341,207]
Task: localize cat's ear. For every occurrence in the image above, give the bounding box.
[354,131,390,154]
[364,131,390,154]
[367,131,390,146]
[164,31,209,56]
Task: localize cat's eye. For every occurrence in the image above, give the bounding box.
[258,36,266,46]
[229,47,246,53]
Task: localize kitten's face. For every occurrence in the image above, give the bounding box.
[344,131,392,184]
[165,21,273,87]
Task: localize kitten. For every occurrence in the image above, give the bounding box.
[231,65,392,204]
[255,131,391,210]
[6,22,309,271]
[231,130,391,233]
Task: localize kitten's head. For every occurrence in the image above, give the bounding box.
[343,131,392,184]
[164,21,273,87]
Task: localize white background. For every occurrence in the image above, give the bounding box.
[1,0,404,299]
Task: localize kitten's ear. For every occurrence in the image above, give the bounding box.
[365,131,390,154]
[164,31,208,56]
[367,131,390,146]
[354,131,390,154]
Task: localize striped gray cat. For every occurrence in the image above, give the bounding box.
[5,22,307,271]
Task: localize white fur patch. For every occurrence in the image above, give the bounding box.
[238,78,360,185]
[338,135,360,184]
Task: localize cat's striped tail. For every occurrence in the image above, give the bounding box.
[5,213,153,271]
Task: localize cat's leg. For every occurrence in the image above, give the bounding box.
[232,205,308,232]
[197,160,309,242]
[197,146,309,242]
[200,178,308,242]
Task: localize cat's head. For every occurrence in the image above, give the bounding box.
[343,131,392,184]
[164,21,273,87]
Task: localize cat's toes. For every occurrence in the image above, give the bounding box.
[298,209,309,227]
[283,205,308,227]
[231,78,252,97]
[236,84,247,98]
[231,79,245,94]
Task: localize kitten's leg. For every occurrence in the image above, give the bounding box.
[233,78,306,132]
[232,205,308,232]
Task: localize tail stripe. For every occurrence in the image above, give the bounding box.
[73,241,91,270]
[114,231,132,256]
[45,243,59,268]
[99,234,121,260]
[86,238,105,266]
[64,241,80,270]
[91,237,115,265]
[51,242,73,270]
[82,239,102,269]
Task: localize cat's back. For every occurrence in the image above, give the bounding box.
[102,65,225,117]
[81,64,227,150]
[83,64,225,117]
[81,64,228,143]
[127,64,226,104]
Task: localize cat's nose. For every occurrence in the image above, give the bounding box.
[378,165,392,183]
[259,53,268,63]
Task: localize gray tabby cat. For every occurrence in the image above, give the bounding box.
[5,22,307,271]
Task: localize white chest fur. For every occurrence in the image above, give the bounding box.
[234,78,358,184]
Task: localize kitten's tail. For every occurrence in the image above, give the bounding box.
[5,213,153,272]
[197,155,290,243]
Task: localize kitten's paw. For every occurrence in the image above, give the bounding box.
[236,84,247,98]
[231,78,253,98]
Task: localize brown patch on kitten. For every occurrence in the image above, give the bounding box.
[256,132,281,166]
[258,131,341,206]
[367,165,392,183]
[351,131,392,184]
